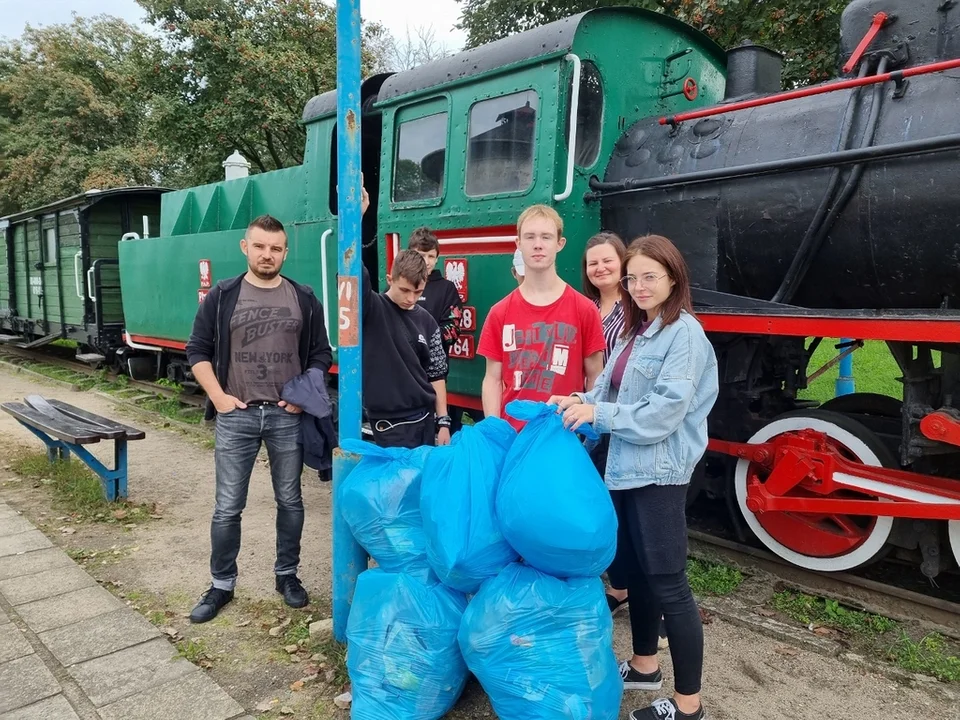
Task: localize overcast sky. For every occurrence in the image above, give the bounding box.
[0,0,467,50]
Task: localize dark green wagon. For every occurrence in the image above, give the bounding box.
[0,187,166,362]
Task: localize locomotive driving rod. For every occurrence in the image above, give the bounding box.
[659,57,960,126]
[586,132,960,199]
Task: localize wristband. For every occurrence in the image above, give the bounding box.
[436,415,452,429]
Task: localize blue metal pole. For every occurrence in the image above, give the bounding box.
[333,0,367,644]
[835,337,856,397]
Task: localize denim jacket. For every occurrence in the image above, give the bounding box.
[577,311,719,490]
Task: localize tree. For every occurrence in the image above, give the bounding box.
[137,0,388,186]
[0,16,166,215]
[455,0,848,88]
[375,25,452,72]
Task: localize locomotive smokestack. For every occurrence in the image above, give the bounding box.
[723,41,783,100]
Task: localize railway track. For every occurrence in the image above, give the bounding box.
[0,344,205,410]
[689,529,960,633]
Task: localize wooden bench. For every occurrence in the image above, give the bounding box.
[1,395,145,501]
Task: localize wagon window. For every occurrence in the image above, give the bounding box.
[572,61,603,168]
[393,112,447,203]
[44,227,56,265]
[465,90,538,197]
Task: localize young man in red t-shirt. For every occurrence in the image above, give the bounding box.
[478,205,605,430]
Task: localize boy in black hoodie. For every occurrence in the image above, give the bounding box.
[361,249,452,449]
[408,227,463,353]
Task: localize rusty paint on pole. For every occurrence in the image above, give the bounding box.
[333,0,367,645]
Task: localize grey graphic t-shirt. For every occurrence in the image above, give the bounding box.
[225,279,303,403]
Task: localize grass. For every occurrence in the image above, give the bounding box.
[686,557,744,596]
[8,450,158,522]
[771,590,960,683]
[799,339,903,404]
[176,637,212,663]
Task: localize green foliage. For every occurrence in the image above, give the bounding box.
[686,557,743,595]
[0,16,166,215]
[456,0,848,88]
[771,590,897,635]
[10,450,113,515]
[887,632,960,684]
[0,0,389,214]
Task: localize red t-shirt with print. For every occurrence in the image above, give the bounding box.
[478,285,606,430]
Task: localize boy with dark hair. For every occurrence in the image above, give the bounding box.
[361,248,452,448]
[408,227,463,353]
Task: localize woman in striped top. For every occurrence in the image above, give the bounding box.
[582,232,629,604]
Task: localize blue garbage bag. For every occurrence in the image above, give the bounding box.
[338,440,432,574]
[497,400,617,578]
[421,417,519,593]
[458,562,622,720]
[347,569,469,720]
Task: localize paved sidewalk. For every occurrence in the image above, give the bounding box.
[0,502,253,720]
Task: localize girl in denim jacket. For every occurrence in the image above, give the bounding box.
[551,235,719,720]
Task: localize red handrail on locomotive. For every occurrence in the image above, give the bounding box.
[659,57,960,127]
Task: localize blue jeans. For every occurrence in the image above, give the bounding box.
[210,404,304,591]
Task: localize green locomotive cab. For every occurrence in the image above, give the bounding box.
[117,6,725,409]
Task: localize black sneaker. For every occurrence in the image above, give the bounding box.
[276,574,309,608]
[619,660,663,691]
[630,698,706,720]
[189,586,234,624]
[606,592,629,615]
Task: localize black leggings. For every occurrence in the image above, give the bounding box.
[612,486,704,696]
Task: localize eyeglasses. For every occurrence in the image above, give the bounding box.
[620,273,668,291]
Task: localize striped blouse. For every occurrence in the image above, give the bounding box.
[595,299,625,362]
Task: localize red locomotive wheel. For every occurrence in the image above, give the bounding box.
[734,411,896,572]
[950,520,960,569]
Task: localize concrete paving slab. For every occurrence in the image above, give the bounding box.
[0,654,59,714]
[0,531,52,559]
[0,607,10,626]
[97,670,245,720]
[0,516,35,538]
[0,624,33,664]
[0,548,74,582]
[0,505,21,520]
[67,637,197,708]
[0,565,98,607]
[0,694,81,720]
[17,585,123,634]
[40,608,161,668]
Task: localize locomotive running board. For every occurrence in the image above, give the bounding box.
[709,436,960,521]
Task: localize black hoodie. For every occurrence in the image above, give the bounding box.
[417,269,463,352]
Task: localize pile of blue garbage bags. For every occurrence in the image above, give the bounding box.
[339,400,623,719]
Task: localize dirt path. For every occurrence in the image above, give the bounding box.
[0,368,955,719]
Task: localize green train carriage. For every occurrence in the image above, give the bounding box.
[0,188,164,361]
[117,6,726,410]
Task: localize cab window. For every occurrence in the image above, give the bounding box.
[572,61,603,168]
[392,112,448,203]
[465,90,538,197]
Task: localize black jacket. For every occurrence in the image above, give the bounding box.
[417,270,463,352]
[185,273,333,421]
[281,368,337,477]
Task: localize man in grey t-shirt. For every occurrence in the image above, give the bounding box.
[185,214,332,623]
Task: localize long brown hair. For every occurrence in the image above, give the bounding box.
[621,234,695,336]
[581,232,627,302]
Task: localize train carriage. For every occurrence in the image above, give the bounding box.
[0,187,165,362]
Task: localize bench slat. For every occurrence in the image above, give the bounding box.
[1,403,102,445]
[24,396,126,440]
[38,398,145,441]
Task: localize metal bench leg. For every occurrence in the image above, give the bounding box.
[17,422,71,464]
[62,441,128,502]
